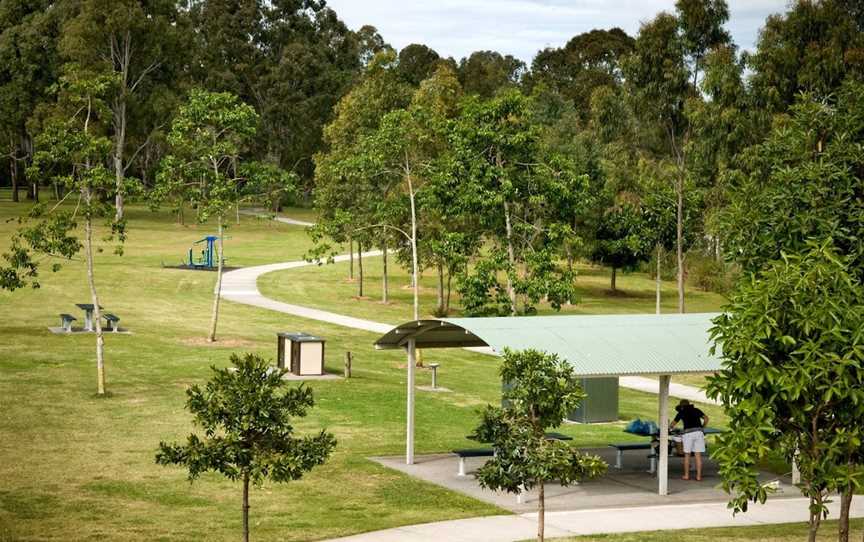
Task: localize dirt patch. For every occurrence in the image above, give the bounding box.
[179,336,258,348]
[351,296,372,301]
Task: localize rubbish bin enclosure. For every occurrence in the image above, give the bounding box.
[277,332,325,376]
[568,377,619,423]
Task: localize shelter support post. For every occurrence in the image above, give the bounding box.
[658,374,670,496]
[406,338,416,465]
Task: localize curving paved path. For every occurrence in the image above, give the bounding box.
[219,250,390,334]
[324,497,864,542]
[218,235,715,404]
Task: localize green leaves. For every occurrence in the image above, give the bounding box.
[154,89,262,224]
[156,353,336,488]
[707,242,864,515]
[472,349,607,494]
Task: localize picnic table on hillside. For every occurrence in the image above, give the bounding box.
[75,304,103,332]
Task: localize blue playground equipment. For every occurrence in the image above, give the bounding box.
[187,236,220,268]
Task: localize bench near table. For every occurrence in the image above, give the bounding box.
[453,448,495,476]
[103,313,120,332]
[59,313,77,333]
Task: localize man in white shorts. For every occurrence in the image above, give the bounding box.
[670,399,709,481]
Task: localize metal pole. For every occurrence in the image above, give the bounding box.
[658,375,671,496]
[406,338,416,465]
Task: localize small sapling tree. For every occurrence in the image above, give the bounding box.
[156,353,336,542]
[0,67,126,395]
[472,349,607,542]
[154,89,258,342]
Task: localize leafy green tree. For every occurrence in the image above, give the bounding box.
[458,50,525,98]
[526,28,634,120]
[2,67,125,395]
[590,196,651,292]
[720,82,864,281]
[156,353,336,542]
[451,90,581,315]
[60,0,185,220]
[472,349,607,542]
[706,244,864,542]
[154,89,258,343]
[397,43,441,86]
[0,0,67,202]
[710,82,864,542]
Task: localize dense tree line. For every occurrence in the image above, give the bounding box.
[311,0,863,319]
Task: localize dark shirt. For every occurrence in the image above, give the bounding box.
[674,405,705,430]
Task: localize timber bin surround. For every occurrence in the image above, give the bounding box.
[277,332,326,376]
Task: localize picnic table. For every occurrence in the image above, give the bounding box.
[454,431,574,476]
[75,304,103,332]
[610,427,724,471]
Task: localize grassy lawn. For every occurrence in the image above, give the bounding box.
[549,519,864,541]
[258,249,727,325]
[258,243,726,391]
[0,200,728,541]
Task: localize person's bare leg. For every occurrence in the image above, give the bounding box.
[695,452,702,481]
[682,452,690,480]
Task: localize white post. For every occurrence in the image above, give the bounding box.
[406,338,416,465]
[792,448,801,485]
[658,374,671,496]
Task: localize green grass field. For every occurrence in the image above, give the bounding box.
[551,519,864,541]
[0,199,729,541]
[258,247,728,325]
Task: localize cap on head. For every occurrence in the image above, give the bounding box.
[677,399,691,408]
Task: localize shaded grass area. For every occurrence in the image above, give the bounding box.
[0,201,725,541]
[548,519,864,541]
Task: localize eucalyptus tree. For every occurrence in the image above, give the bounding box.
[2,67,125,395]
[397,43,441,86]
[473,349,606,542]
[748,0,864,116]
[526,28,634,120]
[348,63,463,318]
[312,50,412,296]
[154,89,258,343]
[157,353,336,542]
[60,0,185,221]
[624,0,730,313]
[458,50,525,98]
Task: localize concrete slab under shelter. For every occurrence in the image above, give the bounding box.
[371,447,797,514]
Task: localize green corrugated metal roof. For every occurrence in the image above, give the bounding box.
[374,313,724,377]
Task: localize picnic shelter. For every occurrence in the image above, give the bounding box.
[374,312,725,496]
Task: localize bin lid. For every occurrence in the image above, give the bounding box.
[277,332,325,342]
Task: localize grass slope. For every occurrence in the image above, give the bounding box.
[0,201,725,541]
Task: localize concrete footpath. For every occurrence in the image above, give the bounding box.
[325,497,864,541]
[219,249,716,404]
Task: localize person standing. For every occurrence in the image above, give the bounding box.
[669,399,709,481]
